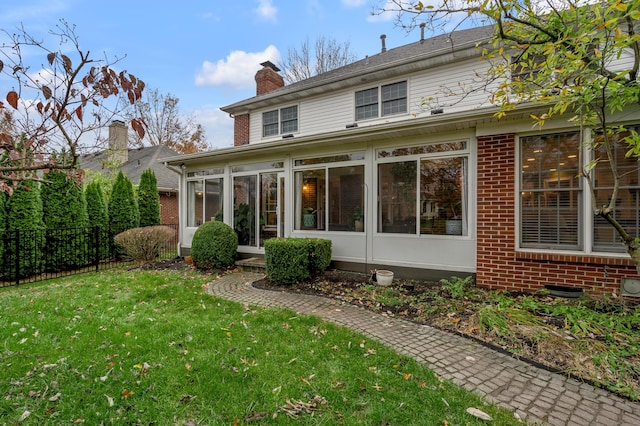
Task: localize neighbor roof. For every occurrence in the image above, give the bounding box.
[80,145,179,191]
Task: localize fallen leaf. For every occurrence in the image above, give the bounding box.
[121,389,134,399]
[185,363,191,370]
[104,394,114,407]
[466,407,493,421]
[18,410,30,422]
[442,397,450,408]
[48,392,62,402]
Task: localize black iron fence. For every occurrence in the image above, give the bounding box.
[0,224,179,288]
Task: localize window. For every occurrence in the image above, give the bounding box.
[377,142,468,235]
[262,106,298,137]
[419,157,466,235]
[293,153,365,232]
[382,81,407,116]
[187,177,223,227]
[593,127,640,252]
[355,81,407,121]
[520,132,581,249]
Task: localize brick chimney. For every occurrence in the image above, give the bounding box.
[255,61,284,95]
[108,120,128,165]
[233,114,250,147]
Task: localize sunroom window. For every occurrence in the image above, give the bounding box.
[186,177,223,227]
[377,141,468,235]
[293,153,365,232]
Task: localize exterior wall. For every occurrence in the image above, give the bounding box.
[249,58,493,144]
[160,192,179,225]
[476,133,639,294]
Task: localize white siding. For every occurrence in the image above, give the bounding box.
[249,58,493,143]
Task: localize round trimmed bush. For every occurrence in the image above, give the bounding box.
[191,221,238,269]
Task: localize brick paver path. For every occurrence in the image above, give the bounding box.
[207,272,640,426]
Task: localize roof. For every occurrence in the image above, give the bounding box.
[80,145,180,191]
[222,25,494,113]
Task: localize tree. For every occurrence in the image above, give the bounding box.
[0,20,146,190]
[41,168,89,271]
[278,36,358,84]
[108,171,139,235]
[138,168,160,227]
[85,180,110,260]
[122,88,209,154]
[378,0,640,271]
[5,180,45,278]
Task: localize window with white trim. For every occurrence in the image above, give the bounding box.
[520,132,582,249]
[593,126,640,252]
[186,172,224,227]
[262,105,298,137]
[355,81,407,121]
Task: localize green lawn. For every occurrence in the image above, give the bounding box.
[0,269,522,425]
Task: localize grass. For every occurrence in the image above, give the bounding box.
[0,269,522,425]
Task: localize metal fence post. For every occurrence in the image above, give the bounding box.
[93,225,100,272]
[14,228,20,287]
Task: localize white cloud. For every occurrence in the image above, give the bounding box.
[194,107,235,150]
[367,0,396,23]
[255,0,277,22]
[195,45,280,89]
[341,0,366,7]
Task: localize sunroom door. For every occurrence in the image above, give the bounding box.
[259,172,284,247]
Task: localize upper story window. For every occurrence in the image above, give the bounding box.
[355,81,407,121]
[262,106,298,137]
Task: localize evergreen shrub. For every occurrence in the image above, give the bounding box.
[138,168,161,227]
[307,238,332,274]
[191,221,238,269]
[41,170,89,271]
[109,171,139,235]
[5,181,45,279]
[264,238,308,285]
[85,181,110,260]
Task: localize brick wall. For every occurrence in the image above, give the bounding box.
[234,114,250,147]
[476,133,639,294]
[160,192,178,225]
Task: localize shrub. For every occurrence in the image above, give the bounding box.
[114,226,176,263]
[85,181,110,260]
[265,238,310,285]
[41,169,89,271]
[109,171,139,235]
[191,221,238,269]
[138,168,160,227]
[5,181,45,279]
[307,238,332,274]
[264,238,331,285]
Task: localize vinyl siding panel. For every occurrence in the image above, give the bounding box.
[248,57,492,143]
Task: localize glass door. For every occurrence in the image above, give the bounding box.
[259,172,279,247]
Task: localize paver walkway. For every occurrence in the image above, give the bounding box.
[207,271,640,426]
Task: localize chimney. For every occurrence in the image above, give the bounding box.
[255,61,284,95]
[108,120,128,165]
[380,34,387,53]
[420,22,426,44]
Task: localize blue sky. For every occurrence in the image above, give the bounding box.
[0,1,427,149]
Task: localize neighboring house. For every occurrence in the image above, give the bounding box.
[81,121,180,224]
[164,26,640,295]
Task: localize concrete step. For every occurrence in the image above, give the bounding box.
[235,257,266,272]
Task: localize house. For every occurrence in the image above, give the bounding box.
[164,26,640,295]
[81,121,180,224]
